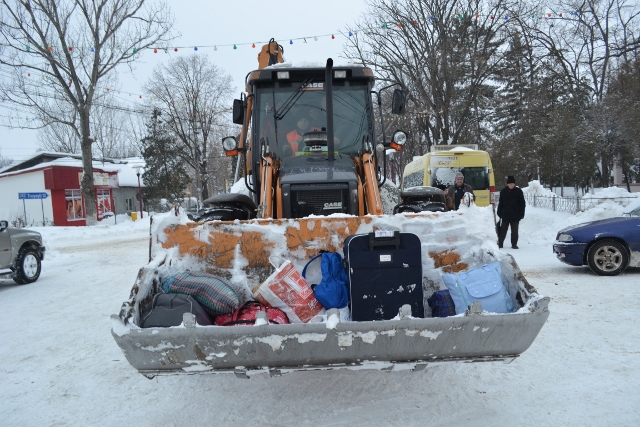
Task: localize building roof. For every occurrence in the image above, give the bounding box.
[0,152,145,187]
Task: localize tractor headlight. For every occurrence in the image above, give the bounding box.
[392,130,407,146]
[222,136,238,151]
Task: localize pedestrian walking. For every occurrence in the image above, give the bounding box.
[497,175,526,249]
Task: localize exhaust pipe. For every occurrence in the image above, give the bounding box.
[325,58,335,162]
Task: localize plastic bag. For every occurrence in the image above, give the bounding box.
[252,257,325,323]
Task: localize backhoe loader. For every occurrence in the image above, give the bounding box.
[111,40,549,378]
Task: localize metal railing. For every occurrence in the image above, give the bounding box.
[523,194,638,214]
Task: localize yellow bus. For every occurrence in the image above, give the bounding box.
[401,145,496,207]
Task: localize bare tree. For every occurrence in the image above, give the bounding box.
[0,148,13,168]
[344,0,528,154]
[516,0,640,186]
[143,53,235,201]
[0,0,175,224]
[36,100,140,158]
[92,102,143,159]
[604,59,640,189]
[37,119,81,154]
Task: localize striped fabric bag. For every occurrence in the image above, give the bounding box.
[163,271,241,317]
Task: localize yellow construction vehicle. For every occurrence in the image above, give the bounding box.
[111,40,549,378]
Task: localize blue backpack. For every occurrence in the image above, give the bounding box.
[302,252,349,310]
[441,261,514,315]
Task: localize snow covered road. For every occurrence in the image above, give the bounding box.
[1,208,639,426]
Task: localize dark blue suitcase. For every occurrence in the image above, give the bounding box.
[344,231,424,321]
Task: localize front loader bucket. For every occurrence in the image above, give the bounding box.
[112,210,550,376]
[112,297,549,377]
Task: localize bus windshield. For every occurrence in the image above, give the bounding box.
[429,167,489,191]
[255,81,371,157]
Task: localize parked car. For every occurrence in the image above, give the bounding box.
[553,206,640,276]
[0,220,46,284]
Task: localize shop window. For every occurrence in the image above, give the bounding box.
[65,189,84,220]
[97,189,112,220]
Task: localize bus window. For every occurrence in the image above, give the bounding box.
[403,169,425,190]
[429,167,460,188]
[462,167,489,191]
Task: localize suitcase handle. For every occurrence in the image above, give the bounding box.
[368,231,400,250]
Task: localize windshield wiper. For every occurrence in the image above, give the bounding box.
[274,78,312,120]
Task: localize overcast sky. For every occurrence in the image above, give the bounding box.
[0,0,368,163]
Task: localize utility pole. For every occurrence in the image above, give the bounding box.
[133,165,143,219]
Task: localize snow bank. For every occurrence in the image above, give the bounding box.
[586,186,637,199]
[34,212,150,253]
[522,180,557,196]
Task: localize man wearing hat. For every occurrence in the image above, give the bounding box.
[446,172,475,210]
[497,175,526,249]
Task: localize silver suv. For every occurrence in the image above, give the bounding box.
[0,220,46,284]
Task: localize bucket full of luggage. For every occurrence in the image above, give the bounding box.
[111,209,550,378]
[140,230,515,329]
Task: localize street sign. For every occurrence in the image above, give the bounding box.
[18,192,49,200]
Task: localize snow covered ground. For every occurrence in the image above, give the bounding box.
[2,194,640,426]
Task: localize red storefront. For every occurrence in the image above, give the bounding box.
[44,165,119,226]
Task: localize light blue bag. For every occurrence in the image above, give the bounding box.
[441,261,514,315]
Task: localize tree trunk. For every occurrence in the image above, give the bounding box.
[601,153,610,188]
[622,163,631,192]
[80,112,97,226]
[200,162,209,200]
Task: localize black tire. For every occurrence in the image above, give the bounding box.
[12,246,41,284]
[587,240,628,276]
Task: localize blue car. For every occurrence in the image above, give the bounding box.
[553,206,640,276]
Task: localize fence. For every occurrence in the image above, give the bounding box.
[523,194,638,214]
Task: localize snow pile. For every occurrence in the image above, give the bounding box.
[586,186,637,199]
[521,180,557,196]
[228,178,253,197]
[519,195,640,245]
[34,212,150,253]
[130,202,537,324]
[574,200,630,221]
[440,146,476,151]
[380,180,399,214]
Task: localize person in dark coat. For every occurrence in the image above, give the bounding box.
[446,172,475,210]
[436,184,455,211]
[497,175,526,249]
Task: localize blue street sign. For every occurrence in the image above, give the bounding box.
[18,192,49,200]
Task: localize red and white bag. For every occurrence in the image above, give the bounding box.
[214,301,289,326]
[252,257,325,323]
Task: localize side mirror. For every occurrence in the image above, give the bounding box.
[232,99,244,125]
[391,89,406,115]
[0,220,7,231]
[222,136,239,157]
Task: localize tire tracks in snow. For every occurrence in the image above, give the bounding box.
[54,235,148,255]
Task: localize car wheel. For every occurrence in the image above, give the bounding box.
[587,240,628,276]
[12,246,41,284]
